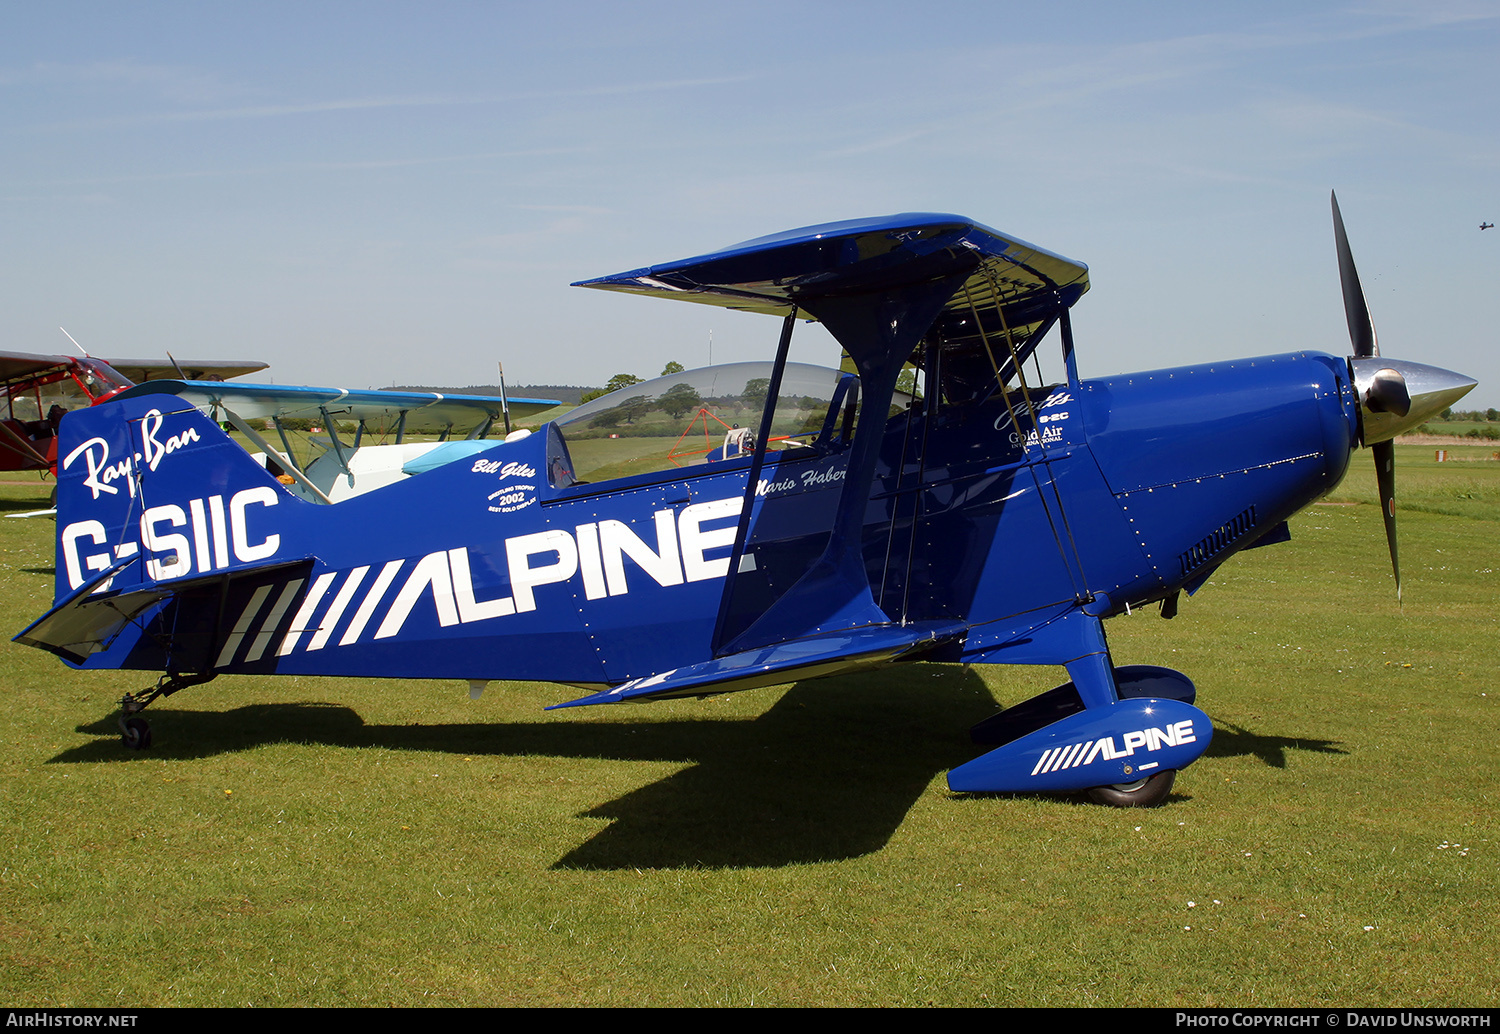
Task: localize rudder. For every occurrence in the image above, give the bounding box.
[54,396,293,602]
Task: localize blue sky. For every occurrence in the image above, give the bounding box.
[3,1,1496,404]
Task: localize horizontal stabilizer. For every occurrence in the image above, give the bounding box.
[16,556,313,668]
[15,556,146,663]
[549,620,967,708]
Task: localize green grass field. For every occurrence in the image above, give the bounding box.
[1,445,1495,1007]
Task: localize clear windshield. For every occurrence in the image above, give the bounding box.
[3,358,133,423]
[552,362,857,485]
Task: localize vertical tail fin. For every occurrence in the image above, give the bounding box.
[54,396,291,602]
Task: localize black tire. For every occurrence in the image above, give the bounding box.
[1086,769,1174,807]
[122,717,152,750]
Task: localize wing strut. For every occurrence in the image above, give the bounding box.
[713,269,976,655]
[0,420,50,467]
[317,406,354,486]
[896,338,942,622]
[962,276,1095,604]
[219,406,335,504]
[710,306,798,654]
[497,361,512,436]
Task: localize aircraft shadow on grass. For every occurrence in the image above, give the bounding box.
[1204,720,1346,770]
[48,666,1344,869]
[0,496,52,515]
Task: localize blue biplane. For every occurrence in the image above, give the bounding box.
[16,195,1475,806]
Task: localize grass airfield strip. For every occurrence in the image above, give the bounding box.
[0,444,1495,1008]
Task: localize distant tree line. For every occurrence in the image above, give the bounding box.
[1436,408,1500,422]
[578,362,686,404]
[1412,408,1500,438]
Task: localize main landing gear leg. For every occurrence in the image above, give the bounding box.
[116,672,217,750]
[1063,651,1179,807]
[947,610,1212,805]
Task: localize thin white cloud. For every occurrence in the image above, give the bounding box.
[4,148,597,189]
[1250,96,1427,137]
[0,58,247,104]
[0,191,114,205]
[27,74,758,132]
[815,127,940,160]
[1343,0,1500,28]
[513,203,614,215]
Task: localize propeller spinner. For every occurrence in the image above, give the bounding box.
[1331,191,1477,601]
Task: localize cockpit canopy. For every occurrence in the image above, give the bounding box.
[1,356,132,423]
[552,362,864,485]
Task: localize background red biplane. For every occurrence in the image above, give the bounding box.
[0,350,267,475]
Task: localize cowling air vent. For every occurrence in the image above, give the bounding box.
[1179,505,1257,578]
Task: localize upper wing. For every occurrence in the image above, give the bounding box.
[573,212,1089,354]
[0,350,73,386]
[0,352,269,393]
[114,379,562,433]
[104,358,270,382]
[0,354,269,389]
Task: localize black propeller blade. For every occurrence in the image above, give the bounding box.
[1332,191,1379,360]
[1372,439,1400,603]
[1332,191,1400,600]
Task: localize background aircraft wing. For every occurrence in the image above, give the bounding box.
[0,351,74,384]
[104,358,270,382]
[1,353,270,387]
[115,380,562,433]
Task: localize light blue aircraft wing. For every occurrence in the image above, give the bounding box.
[114,380,561,434]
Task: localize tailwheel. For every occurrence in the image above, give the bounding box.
[1086,769,1175,807]
[113,673,215,750]
[121,716,152,750]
